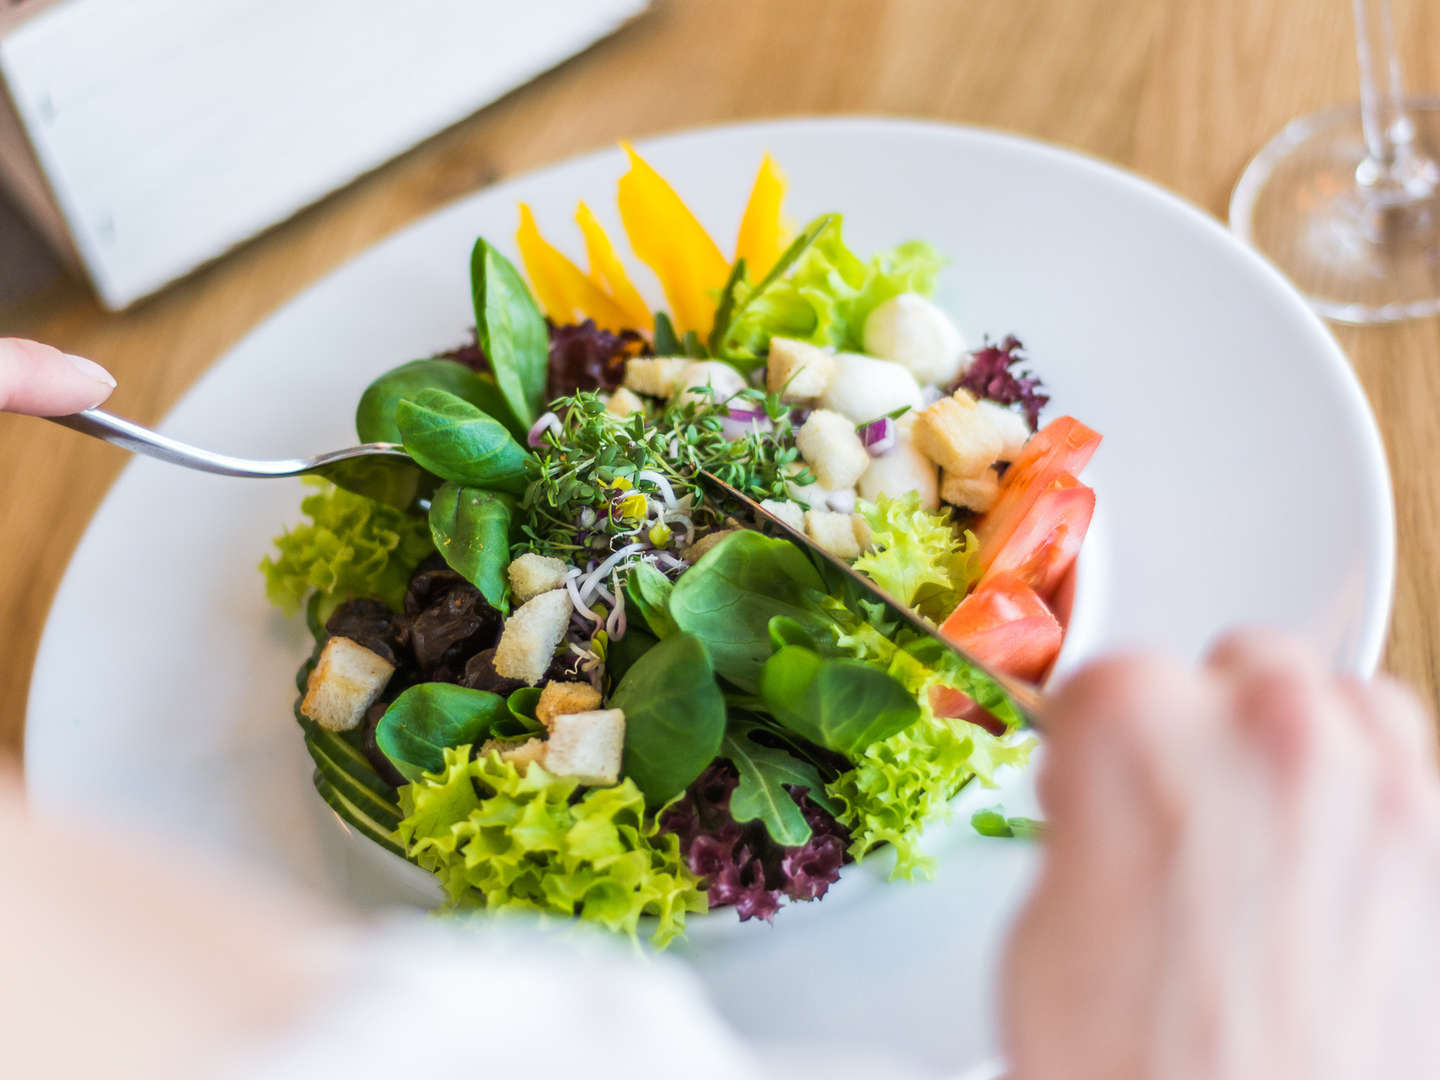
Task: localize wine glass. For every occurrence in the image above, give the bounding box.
[1230,0,1440,324]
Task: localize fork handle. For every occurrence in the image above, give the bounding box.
[46,408,303,477]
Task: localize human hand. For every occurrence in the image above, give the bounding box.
[1003,631,1440,1079]
[0,336,115,415]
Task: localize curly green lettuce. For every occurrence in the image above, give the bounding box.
[261,481,433,618]
[723,216,944,356]
[854,492,979,622]
[398,749,707,948]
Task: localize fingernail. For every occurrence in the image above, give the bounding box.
[64,352,117,388]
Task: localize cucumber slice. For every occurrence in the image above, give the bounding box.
[308,737,402,830]
[312,770,407,859]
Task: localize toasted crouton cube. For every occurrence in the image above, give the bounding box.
[543,709,625,786]
[623,357,691,398]
[671,360,747,408]
[805,509,864,560]
[940,467,1002,512]
[682,527,738,563]
[976,400,1030,461]
[796,408,869,490]
[301,637,395,732]
[759,498,806,532]
[478,736,548,771]
[766,338,837,401]
[605,386,646,419]
[506,553,568,604]
[912,390,1004,475]
[536,680,603,728]
[493,589,573,686]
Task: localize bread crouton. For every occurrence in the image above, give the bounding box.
[506,552,568,604]
[671,360,747,408]
[623,357,691,398]
[478,736,547,770]
[543,709,625,786]
[759,498,806,532]
[975,399,1030,461]
[301,637,395,732]
[940,466,1002,512]
[766,338,836,401]
[536,680,603,728]
[682,527,738,563]
[912,390,1003,476]
[605,386,647,419]
[796,408,869,490]
[804,509,865,560]
[493,589,573,686]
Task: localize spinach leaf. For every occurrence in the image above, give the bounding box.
[668,530,835,692]
[759,644,920,756]
[606,627,657,687]
[472,238,548,432]
[711,214,836,360]
[427,483,513,609]
[355,358,513,444]
[971,805,1046,840]
[625,562,678,639]
[768,614,822,653]
[395,388,529,493]
[652,311,681,355]
[489,686,544,737]
[723,721,842,847]
[611,632,725,805]
[376,683,509,782]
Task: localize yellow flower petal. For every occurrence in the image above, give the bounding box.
[616,143,730,337]
[515,204,632,331]
[734,152,790,280]
[575,201,652,332]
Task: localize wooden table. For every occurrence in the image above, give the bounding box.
[3,0,1437,757]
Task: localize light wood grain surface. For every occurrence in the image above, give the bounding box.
[3,0,1437,759]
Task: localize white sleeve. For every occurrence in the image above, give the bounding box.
[226,916,996,1080]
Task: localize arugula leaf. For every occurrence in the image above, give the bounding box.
[680,330,709,358]
[652,311,681,355]
[427,483,513,610]
[611,632,726,805]
[668,530,835,692]
[706,257,748,355]
[971,805,1046,839]
[723,720,843,846]
[472,238,548,431]
[625,562,678,639]
[395,388,529,493]
[759,644,920,756]
[376,683,509,782]
[355,358,515,444]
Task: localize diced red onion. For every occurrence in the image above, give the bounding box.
[527,411,561,448]
[859,416,897,456]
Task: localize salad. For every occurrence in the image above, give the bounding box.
[262,147,1101,946]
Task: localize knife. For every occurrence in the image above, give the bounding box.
[696,470,1044,730]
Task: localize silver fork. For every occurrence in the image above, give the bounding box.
[47,408,429,510]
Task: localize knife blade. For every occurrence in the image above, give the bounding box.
[695,470,1044,730]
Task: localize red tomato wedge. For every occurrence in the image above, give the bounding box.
[975,416,1101,569]
[982,473,1095,600]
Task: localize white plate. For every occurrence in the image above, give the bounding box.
[26,118,1394,1073]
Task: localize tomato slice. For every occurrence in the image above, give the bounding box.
[975,416,1101,566]
[982,473,1094,600]
[932,573,1063,727]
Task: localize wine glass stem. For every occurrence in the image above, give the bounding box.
[1352,0,1436,198]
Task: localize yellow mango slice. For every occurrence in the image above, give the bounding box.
[734,152,789,280]
[575,201,652,332]
[616,143,730,336]
[516,204,631,331]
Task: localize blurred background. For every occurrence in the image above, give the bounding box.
[2,0,1438,750]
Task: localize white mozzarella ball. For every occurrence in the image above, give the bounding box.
[817,352,924,424]
[862,293,966,386]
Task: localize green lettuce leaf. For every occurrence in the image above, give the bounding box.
[397,748,707,948]
[260,480,433,618]
[853,492,979,622]
[720,216,945,357]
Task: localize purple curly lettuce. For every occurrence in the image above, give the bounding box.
[440,321,645,405]
[952,335,1050,432]
[659,761,851,922]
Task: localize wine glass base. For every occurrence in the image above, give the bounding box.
[1230,99,1440,325]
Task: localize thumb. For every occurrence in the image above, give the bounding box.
[0,338,116,416]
